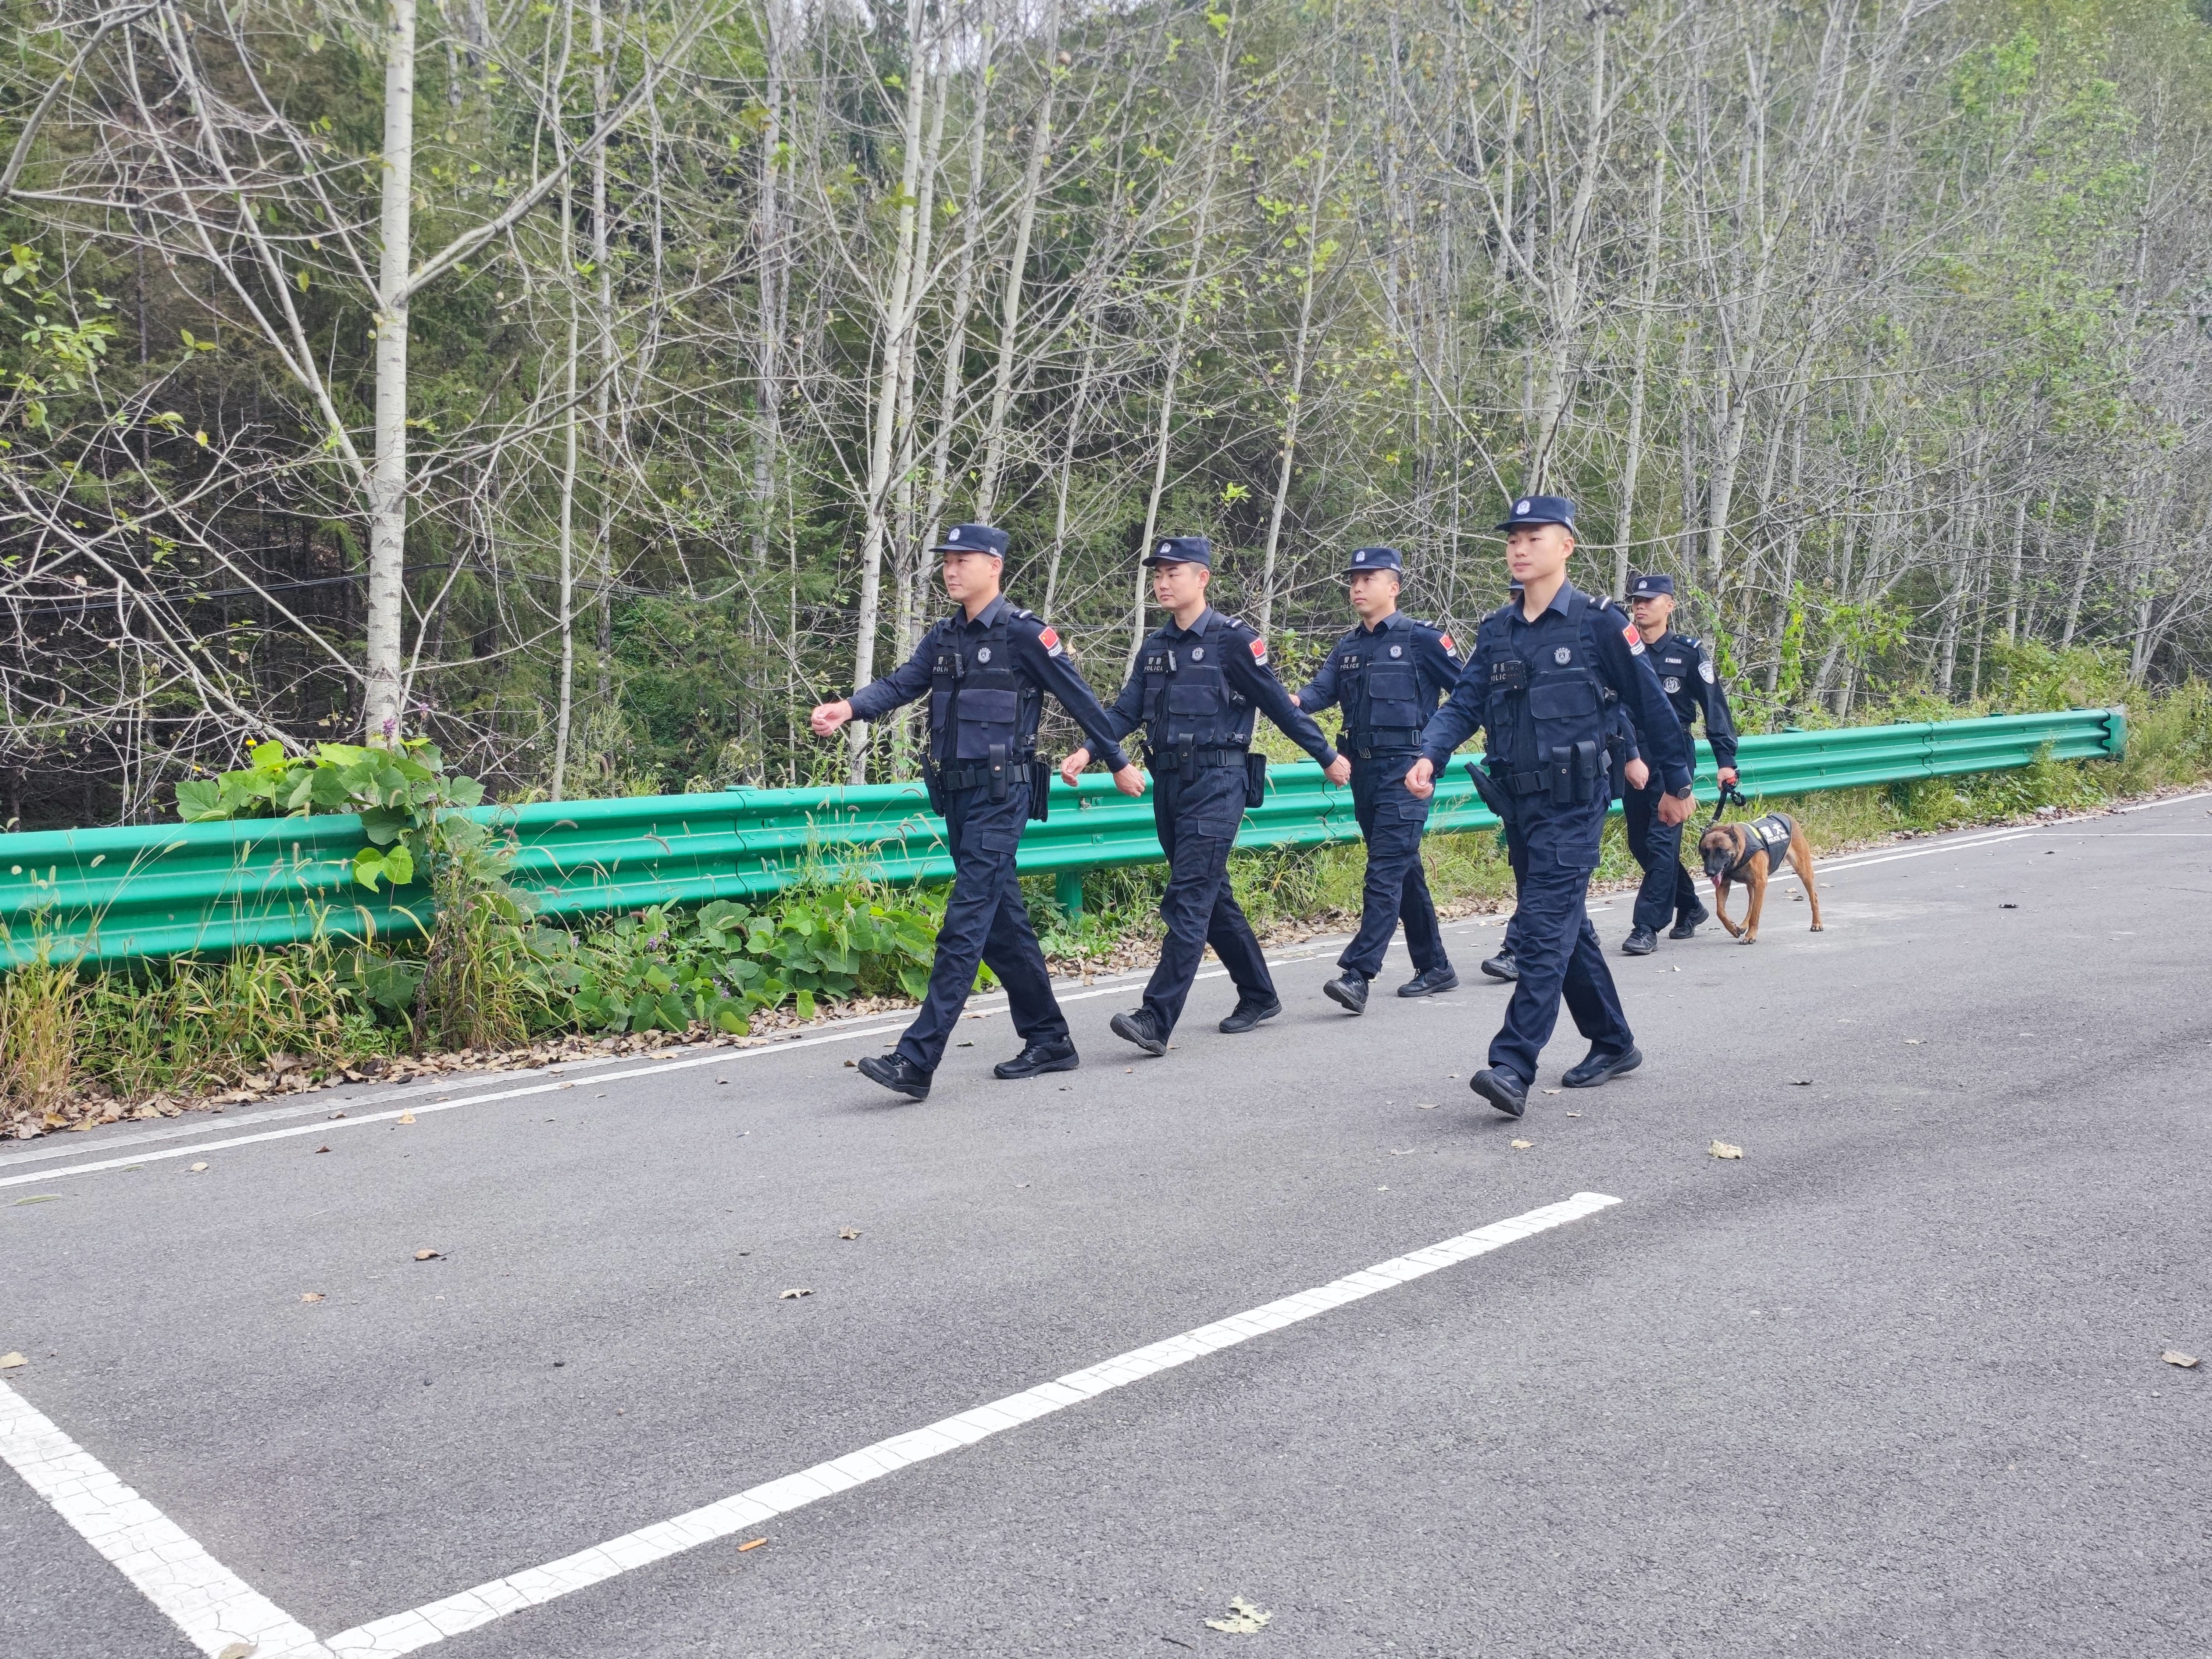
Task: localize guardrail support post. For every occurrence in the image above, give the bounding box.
[1055,867,1086,917]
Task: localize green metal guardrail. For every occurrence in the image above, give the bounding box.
[0,707,2125,969]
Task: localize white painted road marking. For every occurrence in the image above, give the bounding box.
[1,1194,1619,1658]
[0,1380,332,1659]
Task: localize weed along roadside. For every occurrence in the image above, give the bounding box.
[3,675,2209,1141]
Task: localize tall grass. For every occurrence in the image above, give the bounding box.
[1,956,79,1120]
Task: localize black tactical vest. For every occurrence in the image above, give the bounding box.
[1138,612,1256,756]
[1474,588,1613,806]
[1728,813,1796,876]
[927,608,1038,765]
[1337,626,1435,752]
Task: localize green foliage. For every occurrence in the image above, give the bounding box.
[568,885,943,1036]
[174,739,488,891]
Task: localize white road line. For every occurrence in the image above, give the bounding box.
[0,1023,912,1191]
[0,1380,332,1659]
[310,1190,1617,1657]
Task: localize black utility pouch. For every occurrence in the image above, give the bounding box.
[1549,744,1577,807]
[988,742,1009,803]
[1244,751,1269,809]
[1029,758,1051,822]
[923,764,946,817]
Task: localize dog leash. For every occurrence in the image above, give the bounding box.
[1706,778,1749,830]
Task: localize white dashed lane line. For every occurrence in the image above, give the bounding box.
[2,1192,1620,1659]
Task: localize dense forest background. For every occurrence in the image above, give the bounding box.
[3,0,2208,828]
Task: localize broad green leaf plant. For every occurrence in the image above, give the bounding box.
[174,738,488,892]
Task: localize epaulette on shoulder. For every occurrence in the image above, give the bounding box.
[1006,604,1037,621]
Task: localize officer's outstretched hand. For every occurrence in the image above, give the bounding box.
[1112,764,1146,798]
[1059,747,1092,787]
[1657,790,1695,827]
[809,699,853,737]
[1403,757,1436,800]
[1324,754,1353,786]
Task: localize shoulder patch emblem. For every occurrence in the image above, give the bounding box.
[1439,633,1455,653]
[1249,635,1269,664]
[1699,658,1715,684]
[1038,625,1062,655]
[1622,622,1645,655]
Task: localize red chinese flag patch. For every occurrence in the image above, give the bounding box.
[1038,626,1060,652]
[1439,634,1456,653]
[1248,635,1269,664]
[1622,622,1645,654]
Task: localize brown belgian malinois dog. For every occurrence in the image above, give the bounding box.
[1698,811,1824,944]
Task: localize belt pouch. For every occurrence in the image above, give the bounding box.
[1549,745,1575,807]
[923,762,946,817]
[1029,758,1051,822]
[1244,751,1268,809]
[988,742,1008,803]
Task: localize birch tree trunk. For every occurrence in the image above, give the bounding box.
[847,1,934,784]
[973,0,1060,523]
[1614,155,1665,597]
[364,0,418,743]
[1256,109,1330,639]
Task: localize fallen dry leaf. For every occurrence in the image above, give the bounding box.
[188,1161,209,1173]
[1903,1040,1921,1046]
[414,1248,443,1261]
[1565,1112,1581,1117]
[778,1287,813,1299]
[843,1059,857,1067]
[1416,1102,1438,1110]
[397,1112,416,1124]
[1790,1080,1813,1087]
[1510,1139,1533,1150]
[1204,1598,1273,1634]
[1541,1088,1562,1095]
[1709,1141,1745,1160]
[216,1643,258,1659]
[300,1292,325,1303]
[314,1145,330,1154]
[0,1352,25,1370]
[737,1538,767,1552]
[2164,1351,2200,1369]
[839,1228,861,1241]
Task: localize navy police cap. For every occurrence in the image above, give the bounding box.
[1142,535,1212,568]
[1343,545,1405,577]
[1495,493,1577,531]
[931,522,1009,558]
[1626,572,1676,599]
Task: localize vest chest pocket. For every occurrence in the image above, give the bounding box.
[1361,663,1423,728]
[955,686,1019,758]
[1166,682,1223,715]
[1527,678,1599,724]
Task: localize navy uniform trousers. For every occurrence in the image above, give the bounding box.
[894,781,1067,1073]
[1340,755,1447,980]
[1141,766,1273,1034]
[1492,799,1634,1084]
[1623,774,1702,932]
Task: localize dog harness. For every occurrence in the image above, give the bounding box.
[1724,813,1796,879]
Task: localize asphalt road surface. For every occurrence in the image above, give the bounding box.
[4,792,2209,1659]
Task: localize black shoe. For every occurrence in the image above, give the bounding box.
[1561,1045,1643,1088]
[1110,1009,1168,1056]
[1218,996,1282,1034]
[994,1037,1080,1080]
[1397,966,1459,998]
[856,1053,931,1100]
[1669,904,1709,940]
[1481,950,1518,982]
[1621,927,1658,956]
[1471,1068,1527,1118]
[1322,972,1369,1014]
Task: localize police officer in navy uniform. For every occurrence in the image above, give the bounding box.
[1289,546,1462,1012]
[1062,536,1351,1055]
[1482,585,1642,985]
[1405,496,1695,1119]
[1619,573,1740,954]
[811,524,1145,1099]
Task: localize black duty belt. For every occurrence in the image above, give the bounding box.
[936,753,1035,794]
[1143,742,1248,771]
[1504,768,1550,796]
[1348,726,1424,758]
